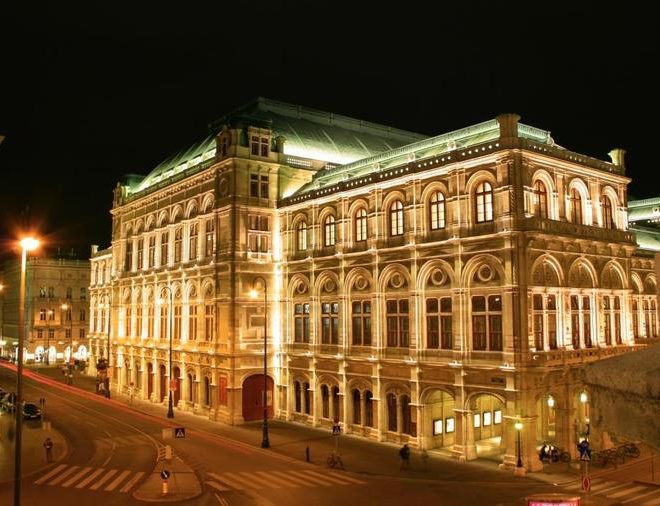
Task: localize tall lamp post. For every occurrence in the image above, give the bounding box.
[15,236,40,506]
[514,419,525,476]
[250,277,270,449]
[158,286,175,418]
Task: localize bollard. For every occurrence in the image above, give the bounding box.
[305,445,310,463]
[162,480,168,495]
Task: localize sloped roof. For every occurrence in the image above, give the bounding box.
[131,97,427,195]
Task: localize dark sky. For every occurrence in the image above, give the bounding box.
[0,2,657,259]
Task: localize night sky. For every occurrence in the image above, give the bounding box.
[0,2,657,259]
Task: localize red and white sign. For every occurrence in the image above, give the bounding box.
[581,475,591,492]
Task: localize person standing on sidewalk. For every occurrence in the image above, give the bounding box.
[399,444,411,470]
[44,437,54,463]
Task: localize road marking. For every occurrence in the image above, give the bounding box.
[254,470,300,488]
[207,472,249,490]
[245,471,284,488]
[89,469,117,490]
[34,464,67,485]
[592,482,630,494]
[62,467,93,487]
[119,471,145,493]
[269,471,310,486]
[105,469,131,491]
[287,470,333,486]
[608,485,648,498]
[622,488,660,503]
[214,492,229,506]
[224,472,264,489]
[49,466,80,486]
[75,468,105,488]
[206,480,232,492]
[304,469,366,485]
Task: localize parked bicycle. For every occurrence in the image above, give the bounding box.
[327,451,344,469]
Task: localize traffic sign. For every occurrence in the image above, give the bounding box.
[174,427,186,438]
[169,379,178,391]
[581,475,591,492]
[332,422,341,435]
[160,469,170,480]
[578,440,591,461]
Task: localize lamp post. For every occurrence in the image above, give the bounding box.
[250,277,270,449]
[514,419,525,476]
[15,236,40,506]
[158,286,175,418]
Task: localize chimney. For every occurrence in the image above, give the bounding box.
[91,244,99,256]
[496,114,521,142]
[608,148,626,169]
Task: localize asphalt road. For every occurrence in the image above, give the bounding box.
[0,366,559,506]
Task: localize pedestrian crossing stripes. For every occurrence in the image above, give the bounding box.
[34,464,145,494]
[205,468,366,492]
[565,477,660,505]
[93,434,150,448]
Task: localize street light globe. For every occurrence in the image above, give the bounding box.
[580,391,588,403]
[547,395,555,408]
[20,237,40,251]
[514,421,523,431]
[250,289,258,299]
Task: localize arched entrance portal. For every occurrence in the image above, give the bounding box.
[242,374,273,422]
[469,394,505,458]
[423,390,455,449]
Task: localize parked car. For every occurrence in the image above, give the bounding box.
[22,402,42,420]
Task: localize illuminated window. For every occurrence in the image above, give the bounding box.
[601,195,614,229]
[483,411,492,426]
[174,305,182,340]
[174,228,182,263]
[494,410,502,424]
[39,309,46,321]
[294,303,310,343]
[205,304,215,341]
[475,181,493,223]
[445,417,455,433]
[351,300,371,346]
[147,306,154,338]
[534,181,548,218]
[159,305,168,340]
[136,306,142,339]
[433,419,443,435]
[189,305,197,341]
[136,238,144,269]
[426,297,452,349]
[430,191,446,230]
[324,215,336,247]
[355,208,368,242]
[390,200,404,236]
[471,295,502,351]
[205,218,215,256]
[148,236,156,268]
[321,302,339,345]
[160,232,169,266]
[386,299,409,347]
[473,413,481,428]
[570,188,583,224]
[189,223,198,261]
[297,222,308,251]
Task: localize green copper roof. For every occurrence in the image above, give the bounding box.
[628,197,660,223]
[631,225,660,252]
[130,98,427,195]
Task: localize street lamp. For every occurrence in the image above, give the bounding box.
[158,286,175,418]
[515,420,524,470]
[15,236,40,506]
[250,277,270,449]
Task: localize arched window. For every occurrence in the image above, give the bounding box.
[390,200,404,236]
[321,385,330,419]
[534,181,548,219]
[401,394,412,435]
[352,389,361,424]
[355,208,368,242]
[387,393,397,431]
[570,188,583,224]
[601,195,614,229]
[429,191,446,230]
[324,215,336,247]
[294,381,302,413]
[365,390,373,427]
[475,182,493,223]
[304,382,311,415]
[297,222,307,251]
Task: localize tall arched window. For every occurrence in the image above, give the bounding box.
[355,208,368,242]
[324,216,336,247]
[294,381,302,413]
[390,200,404,236]
[570,188,583,224]
[475,182,493,223]
[352,389,361,424]
[321,385,330,419]
[534,181,548,219]
[297,221,307,251]
[430,191,446,230]
[365,390,373,427]
[601,195,614,229]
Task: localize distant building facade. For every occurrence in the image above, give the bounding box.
[88,98,656,472]
[1,256,90,363]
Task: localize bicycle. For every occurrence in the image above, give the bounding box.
[327,451,344,469]
[621,442,641,459]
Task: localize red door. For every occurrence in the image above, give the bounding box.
[242,375,273,421]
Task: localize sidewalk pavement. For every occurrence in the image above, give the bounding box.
[0,410,68,483]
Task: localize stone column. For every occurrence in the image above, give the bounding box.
[452,409,477,461]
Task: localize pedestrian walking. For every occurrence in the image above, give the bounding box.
[43,437,54,463]
[399,443,411,470]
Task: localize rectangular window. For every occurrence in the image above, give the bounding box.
[582,296,592,347]
[445,417,455,433]
[66,287,73,299]
[473,412,481,428]
[483,411,492,426]
[79,309,86,322]
[250,174,259,197]
[174,228,182,263]
[48,329,55,340]
[571,295,580,349]
[205,219,215,256]
[294,303,310,343]
[80,287,86,300]
[321,302,339,345]
[147,306,154,338]
[189,223,198,261]
[136,238,144,269]
[494,410,502,424]
[65,328,72,339]
[386,299,409,347]
[48,286,55,298]
[189,305,197,341]
[125,241,133,271]
[218,376,228,406]
[48,310,55,321]
[426,297,452,349]
[433,419,443,435]
[205,304,215,342]
[125,307,132,337]
[471,295,502,351]
[174,305,182,340]
[148,236,156,268]
[351,301,371,346]
[40,309,46,321]
[251,136,260,156]
[37,329,43,339]
[260,175,269,198]
[39,287,46,298]
[79,328,85,339]
[136,306,142,339]
[160,306,168,340]
[161,232,169,266]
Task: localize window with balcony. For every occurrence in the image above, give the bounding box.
[475,182,493,223]
[386,299,409,347]
[471,295,502,351]
[351,301,371,346]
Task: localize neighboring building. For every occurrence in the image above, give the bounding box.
[89,98,656,472]
[1,255,90,364]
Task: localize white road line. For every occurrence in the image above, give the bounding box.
[62,467,93,487]
[270,471,309,486]
[623,489,660,504]
[89,469,117,490]
[592,482,630,494]
[206,480,232,492]
[241,471,283,488]
[588,480,617,492]
[304,469,366,485]
[34,465,67,485]
[224,472,264,489]
[75,468,104,488]
[287,470,333,486]
[608,485,648,498]
[120,471,145,493]
[207,472,248,490]
[105,469,131,491]
[214,492,229,506]
[254,471,301,488]
[49,466,80,486]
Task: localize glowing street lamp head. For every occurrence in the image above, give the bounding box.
[250,289,259,299]
[20,237,40,251]
[61,304,68,310]
[514,421,523,431]
[580,391,588,404]
[547,395,555,408]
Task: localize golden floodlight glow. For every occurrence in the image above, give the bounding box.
[514,421,523,431]
[250,289,258,299]
[20,237,40,251]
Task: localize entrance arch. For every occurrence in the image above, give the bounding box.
[242,374,273,422]
[423,390,455,449]
[468,393,505,458]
